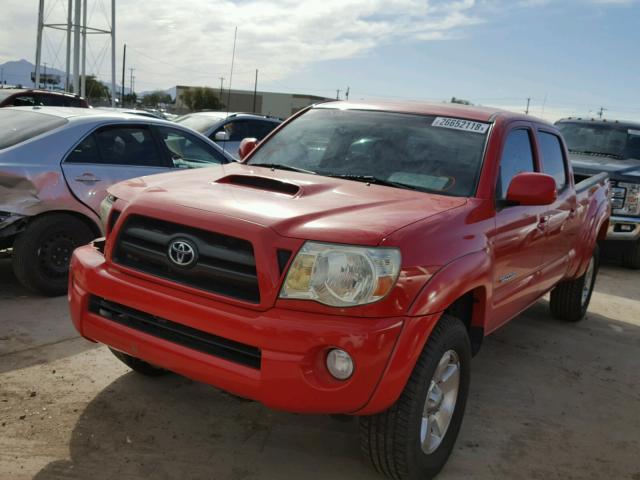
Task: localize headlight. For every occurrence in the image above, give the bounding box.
[280,241,401,307]
[612,182,640,216]
[99,194,117,229]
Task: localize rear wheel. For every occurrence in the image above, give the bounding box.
[360,315,471,480]
[109,348,168,377]
[12,214,94,296]
[621,240,640,269]
[550,247,599,322]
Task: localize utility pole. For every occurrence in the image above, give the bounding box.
[65,0,72,92]
[43,63,47,89]
[226,26,238,113]
[110,0,116,106]
[597,107,606,119]
[252,69,258,113]
[525,97,531,115]
[72,0,81,94]
[81,0,87,98]
[345,86,350,100]
[336,89,341,100]
[129,67,135,104]
[121,43,126,107]
[34,0,44,88]
[219,76,224,99]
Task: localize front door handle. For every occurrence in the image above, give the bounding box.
[74,173,101,183]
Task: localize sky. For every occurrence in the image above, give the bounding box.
[1,0,639,121]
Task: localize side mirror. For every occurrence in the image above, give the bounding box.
[506,172,557,206]
[214,131,230,142]
[238,137,258,161]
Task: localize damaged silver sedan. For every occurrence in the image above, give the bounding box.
[0,107,233,295]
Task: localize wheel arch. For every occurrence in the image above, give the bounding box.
[356,253,492,415]
[24,209,102,239]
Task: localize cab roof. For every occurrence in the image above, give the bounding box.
[315,100,545,125]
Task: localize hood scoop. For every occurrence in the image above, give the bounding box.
[216,174,300,195]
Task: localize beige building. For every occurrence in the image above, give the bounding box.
[174,86,330,119]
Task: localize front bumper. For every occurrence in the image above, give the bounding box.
[606,215,640,241]
[69,245,437,414]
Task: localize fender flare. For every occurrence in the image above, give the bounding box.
[356,250,492,415]
[408,249,492,321]
[569,200,610,278]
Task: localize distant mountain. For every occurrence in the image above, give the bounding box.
[139,86,176,101]
[0,59,134,95]
[0,59,67,88]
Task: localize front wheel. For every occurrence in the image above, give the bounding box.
[360,315,471,480]
[549,246,599,322]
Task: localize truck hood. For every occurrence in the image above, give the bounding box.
[569,153,640,181]
[110,163,467,245]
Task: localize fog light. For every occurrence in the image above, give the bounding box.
[326,349,354,380]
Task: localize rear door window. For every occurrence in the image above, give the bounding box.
[497,129,536,200]
[66,134,100,163]
[538,131,567,190]
[66,125,165,166]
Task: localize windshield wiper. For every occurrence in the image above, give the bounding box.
[323,174,418,191]
[569,149,623,159]
[250,163,317,174]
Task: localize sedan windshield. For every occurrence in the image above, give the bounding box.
[557,121,640,160]
[247,108,490,197]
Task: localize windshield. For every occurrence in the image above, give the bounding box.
[247,108,490,196]
[0,109,67,150]
[175,113,225,133]
[556,121,640,160]
[0,90,15,102]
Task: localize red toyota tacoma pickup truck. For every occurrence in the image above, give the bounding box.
[68,101,610,479]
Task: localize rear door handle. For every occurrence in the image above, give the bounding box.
[74,173,101,183]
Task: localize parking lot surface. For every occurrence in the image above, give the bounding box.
[1,257,639,480]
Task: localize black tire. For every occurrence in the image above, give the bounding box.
[12,213,95,296]
[360,315,471,480]
[621,240,640,269]
[550,246,599,322]
[109,348,168,377]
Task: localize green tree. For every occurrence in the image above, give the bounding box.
[123,92,138,108]
[142,90,172,108]
[182,87,224,111]
[84,75,111,104]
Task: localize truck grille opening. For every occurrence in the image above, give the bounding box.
[89,296,262,369]
[112,215,260,303]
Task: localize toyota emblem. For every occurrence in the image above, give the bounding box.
[168,239,197,267]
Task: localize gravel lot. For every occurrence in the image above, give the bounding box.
[1,256,639,480]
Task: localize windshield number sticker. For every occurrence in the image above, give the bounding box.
[432,117,490,134]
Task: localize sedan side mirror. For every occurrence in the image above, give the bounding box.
[506,172,557,206]
[238,137,258,161]
[214,131,230,142]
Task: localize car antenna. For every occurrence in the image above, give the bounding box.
[223,26,238,157]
